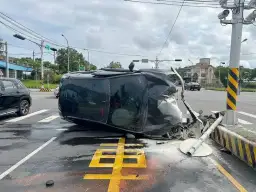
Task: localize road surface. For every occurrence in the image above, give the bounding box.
[0,91,255,192]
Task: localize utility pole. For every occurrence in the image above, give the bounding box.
[4,42,9,78]
[53,51,56,65]
[40,40,44,88]
[218,0,256,125]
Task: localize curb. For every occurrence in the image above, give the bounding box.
[39,88,52,92]
[210,126,256,169]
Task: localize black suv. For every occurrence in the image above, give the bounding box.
[184,82,201,91]
[0,78,32,117]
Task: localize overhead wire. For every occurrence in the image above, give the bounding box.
[158,0,185,56]
[0,13,149,57]
[124,0,222,8]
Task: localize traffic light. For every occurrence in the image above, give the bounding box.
[50,48,57,52]
[45,44,57,52]
[175,59,182,62]
[13,34,26,40]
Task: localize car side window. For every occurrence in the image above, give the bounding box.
[2,80,17,91]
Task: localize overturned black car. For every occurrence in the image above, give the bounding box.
[58,67,206,139]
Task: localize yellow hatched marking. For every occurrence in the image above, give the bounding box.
[227,98,236,110]
[238,139,245,161]
[227,86,237,100]
[231,68,239,76]
[228,75,238,88]
[244,143,253,166]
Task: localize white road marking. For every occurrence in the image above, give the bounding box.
[238,119,252,125]
[5,109,48,123]
[211,111,253,125]
[56,128,68,131]
[0,137,56,180]
[38,115,59,123]
[238,111,256,119]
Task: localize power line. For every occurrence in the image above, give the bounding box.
[124,0,222,8]
[0,11,63,45]
[9,52,40,56]
[0,12,148,57]
[0,20,40,41]
[158,0,185,56]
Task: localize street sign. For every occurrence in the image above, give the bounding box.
[79,66,85,71]
[45,45,50,50]
[141,59,149,63]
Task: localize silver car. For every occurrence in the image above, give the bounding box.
[54,86,59,98]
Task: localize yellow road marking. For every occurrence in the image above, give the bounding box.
[209,158,247,192]
[84,138,148,192]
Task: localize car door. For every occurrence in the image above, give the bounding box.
[1,80,19,113]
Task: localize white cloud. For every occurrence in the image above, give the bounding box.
[0,0,255,69]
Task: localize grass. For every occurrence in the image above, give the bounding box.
[205,87,256,92]
[22,80,59,89]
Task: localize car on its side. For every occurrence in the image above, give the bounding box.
[0,78,32,117]
[184,82,201,91]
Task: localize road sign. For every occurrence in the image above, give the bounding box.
[141,59,149,63]
[45,45,50,50]
[79,66,85,71]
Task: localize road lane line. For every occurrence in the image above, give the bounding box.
[0,137,56,180]
[209,157,247,192]
[38,115,59,123]
[5,109,48,123]
[238,111,256,119]
[238,119,253,125]
[211,111,252,125]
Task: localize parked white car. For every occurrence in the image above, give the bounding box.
[54,86,59,98]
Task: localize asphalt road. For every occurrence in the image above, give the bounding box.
[0,91,255,192]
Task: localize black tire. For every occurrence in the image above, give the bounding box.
[18,99,30,116]
[198,88,201,91]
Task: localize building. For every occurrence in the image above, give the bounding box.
[182,58,218,85]
[0,60,33,79]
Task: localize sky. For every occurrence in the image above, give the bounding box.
[0,0,256,69]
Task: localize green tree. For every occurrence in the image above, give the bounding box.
[214,67,229,87]
[107,61,122,68]
[249,68,256,81]
[56,48,86,73]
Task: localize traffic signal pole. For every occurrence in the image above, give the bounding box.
[218,0,255,126]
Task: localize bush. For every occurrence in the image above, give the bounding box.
[53,74,62,84]
[242,82,256,89]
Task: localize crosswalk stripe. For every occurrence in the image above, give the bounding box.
[38,115,59,123]
[211,111,253,125]
[238,111,256,119]
[6,109,48,123]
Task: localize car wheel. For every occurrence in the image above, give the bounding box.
[198,88,200,91]
[18,99,30,116]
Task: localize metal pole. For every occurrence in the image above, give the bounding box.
[53,51,56,65]
[62,34,69,72]
[40,40,44,88]
[88,50,90,71]
[5,42,9,78]
[225,0,244,125]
